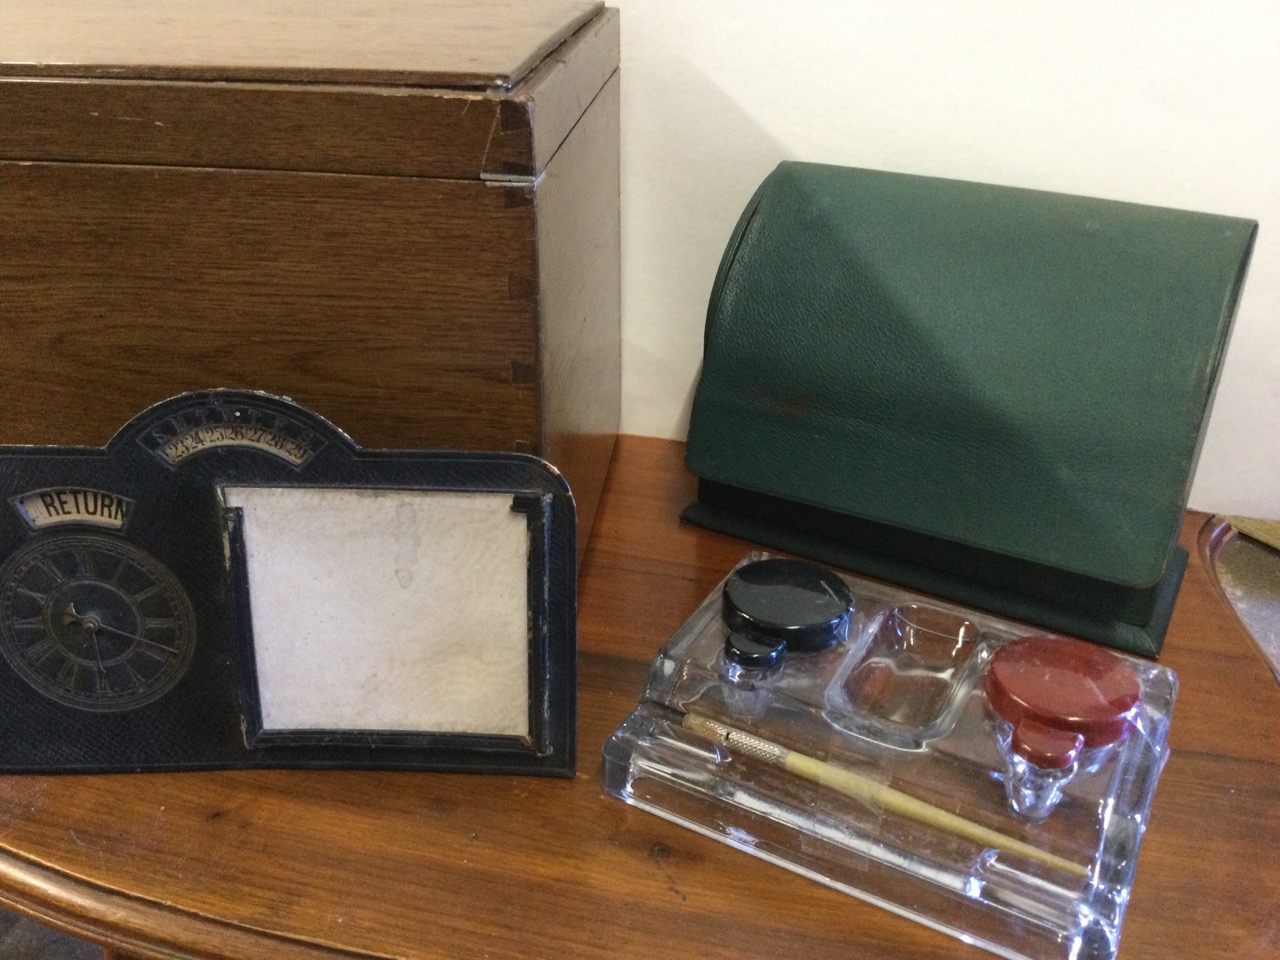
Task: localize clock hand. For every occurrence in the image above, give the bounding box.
[62,602,178,654]
[87,626,107,676]
[62,603,116,671]
[62,601,84,628]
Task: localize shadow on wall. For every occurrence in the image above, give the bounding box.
[621,53,788,440]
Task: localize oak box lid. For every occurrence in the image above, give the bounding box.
[0,0,618,178]
[0,0,602,88]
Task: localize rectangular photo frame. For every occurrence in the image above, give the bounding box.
[223,486,566,771]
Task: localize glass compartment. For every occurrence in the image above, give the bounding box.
[826,603,986,748]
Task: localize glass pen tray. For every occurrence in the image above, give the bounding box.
[602,554,1176,960]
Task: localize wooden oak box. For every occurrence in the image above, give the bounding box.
[0,0,621,552]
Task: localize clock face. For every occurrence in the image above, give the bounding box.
[0,533,196,712]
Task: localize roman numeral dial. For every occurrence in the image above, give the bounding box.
[0,533,196,712]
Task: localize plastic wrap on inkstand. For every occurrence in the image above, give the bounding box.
[602,555,1177,960]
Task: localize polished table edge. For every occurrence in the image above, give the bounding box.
[0,844,379,960]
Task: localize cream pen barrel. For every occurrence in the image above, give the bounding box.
[680,712,1089,879]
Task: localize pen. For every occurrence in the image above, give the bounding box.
[681,711,1089,879]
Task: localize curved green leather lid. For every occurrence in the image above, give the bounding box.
[687,162,1255,589]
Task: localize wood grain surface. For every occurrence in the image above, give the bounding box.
[537,71,622,572]
[0,162,542,453]
[0,8,620,180]
[0,436,1274,960]
[0,0,602,88]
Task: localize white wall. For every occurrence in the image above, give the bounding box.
[612,0,1279,517]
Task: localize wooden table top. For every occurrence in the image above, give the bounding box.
[0,435,1276,960]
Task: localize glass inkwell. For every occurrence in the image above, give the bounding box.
[603,554,1177,960]
[718,558,852,717]
[986,635,1142,822]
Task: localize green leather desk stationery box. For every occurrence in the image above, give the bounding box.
[684,163,1256,655]
[0,0,620,556]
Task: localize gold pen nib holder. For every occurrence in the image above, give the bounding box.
[602,555,1176,960]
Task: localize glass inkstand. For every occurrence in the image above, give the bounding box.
[602,555,1176,960]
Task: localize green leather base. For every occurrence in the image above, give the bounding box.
[683,480,1185,657]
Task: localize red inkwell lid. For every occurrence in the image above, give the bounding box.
[986,635,1141,769]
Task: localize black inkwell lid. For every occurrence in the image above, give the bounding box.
[722,559,853,659]
[723,631,786,669]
